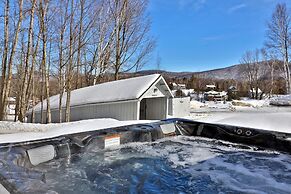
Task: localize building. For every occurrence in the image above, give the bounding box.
[203,84,227,101]
[7,97,16,116]
[171,82,194,98]
[206,84,216,91]
[168,97,190,117]
[227,86,238,100]
[5,97,16,121]
[172,83,186,90]
[28,74,173,123]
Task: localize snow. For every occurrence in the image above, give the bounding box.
[2,96,291,144]
[207,101,232,109]
[190,100,205,109]
[270,95,291,106]
[206,85,216,88]
[33,74,162,112]
[0,119,154,144]
[249,88,262,93]
[232,99,269,108]
[190,101,233,112]
[189,111,291,134]
[188,98,291,133]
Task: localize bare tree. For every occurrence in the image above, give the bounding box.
[266,3,291,94]
[65,0,76,122]
[75,0,85,89]
[38,0,51,123]
[56,0,69,123]
[90,0,115,85]
[110,0,155,80]
[155,52,162,74]
[0,0,24,120]
[29,33,40,123]
[240,50,262,99]
[261,48,279,96]
[0,0,10,120]
[0,0,155,122]
[18,0,36,122]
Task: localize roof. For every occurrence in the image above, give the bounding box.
[205,90,227,96]
[33,74,172,112]
[206,85,216,88]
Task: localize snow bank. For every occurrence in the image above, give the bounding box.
[232,99,269,108]
[207,101,232,109]
[195,112,291,134]
[270,95,291,106]
[0,121,57,134]
[190,100,205,109]
[0,119,154,144]
[191,101,234,111]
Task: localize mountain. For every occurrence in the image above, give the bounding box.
[135,61,286,81]
[135,64,244,80]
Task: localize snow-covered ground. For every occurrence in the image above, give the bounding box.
[270,95,291,106]
[190,98,272,113]
[187,111,291,133]
[188,98,291,133]
[232,99,270,108]
[1,97,291,144]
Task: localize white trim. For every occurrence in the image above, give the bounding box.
[139,76,173,100]
[136,100,141,120]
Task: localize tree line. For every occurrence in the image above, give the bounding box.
[168,3,291,100]
[164,3,291,101]
[0,0,155,123]
[240,3,291,99]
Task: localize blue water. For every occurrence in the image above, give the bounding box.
[3,136,291,193]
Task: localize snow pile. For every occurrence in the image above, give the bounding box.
[190,101,235,112]
[207,101,232,109]
[0,119,153,144]
[0,121,57,134]
[232,99,269,108]
[270,95,291,106]
[190,100,205,109]
[196,112,291,133]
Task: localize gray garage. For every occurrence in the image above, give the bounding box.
[28,74,173,123]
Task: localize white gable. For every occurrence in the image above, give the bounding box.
[33,74,172,112]
[141,77,172,99]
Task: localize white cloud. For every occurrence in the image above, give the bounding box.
[227,3,247,14]
[178,0,207,11]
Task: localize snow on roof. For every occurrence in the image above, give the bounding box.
[205,90,220,95]
[8,97,16,102]
[33,74,169,112]
[206,85,216,88]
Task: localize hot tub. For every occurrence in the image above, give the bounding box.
[0,119,291,193]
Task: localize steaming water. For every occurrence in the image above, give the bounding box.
[3,136,291,193]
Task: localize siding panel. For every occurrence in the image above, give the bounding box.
[33,101,138,123]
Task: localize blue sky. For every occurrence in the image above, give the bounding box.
[146,0,291,72]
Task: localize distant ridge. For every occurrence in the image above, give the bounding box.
[135,63,244,80]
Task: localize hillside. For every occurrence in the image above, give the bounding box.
[135,61,284,81]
